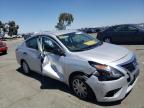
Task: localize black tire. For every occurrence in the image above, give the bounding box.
[21,60,30,75]
[103,37,111,43]
[70,75,95,100]
[2,50,7,54]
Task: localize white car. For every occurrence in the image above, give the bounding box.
[15,30,139,102]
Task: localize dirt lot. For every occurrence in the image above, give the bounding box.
[0,38,144,108]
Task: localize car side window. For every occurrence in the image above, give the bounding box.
[114,26,126,32]
[26,37,38,50]
[127,26,137,31]
[42,36,61,53]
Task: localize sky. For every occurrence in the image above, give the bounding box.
[0,0,144,33]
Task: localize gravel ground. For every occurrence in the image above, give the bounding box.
[0,38,144,108]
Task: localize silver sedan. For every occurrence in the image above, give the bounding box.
[15,30,139,102]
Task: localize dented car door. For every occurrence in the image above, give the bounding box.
[40,36,65,81]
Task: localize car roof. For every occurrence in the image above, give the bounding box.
[34,30,79,37]
[103,24,137,31]
[111,24,136,28]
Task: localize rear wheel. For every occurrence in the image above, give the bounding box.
[103,37,111,43]
[21,61,30,74]
[70,75,95,100]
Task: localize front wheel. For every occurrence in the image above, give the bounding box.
[2,50,7,54]
[70,75,95,100]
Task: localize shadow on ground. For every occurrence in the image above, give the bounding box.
[16,67,70,92]
[16,67,126,106]
[0,53,7,56]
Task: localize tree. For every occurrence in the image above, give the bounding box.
[8,21,19,36]
[3,23,8,33]
[14,25,19,35]
[55,13,74,30]
[8,21,15,36]
[55,22,66,30]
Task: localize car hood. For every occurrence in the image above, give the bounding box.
[73,43,130,64]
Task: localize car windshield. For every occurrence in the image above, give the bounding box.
[57,32,102,52]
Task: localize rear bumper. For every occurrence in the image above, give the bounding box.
[86,68,139,102]
[0,47,7,52]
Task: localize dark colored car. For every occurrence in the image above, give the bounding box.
[0,41,7,54]
[80,28,102,34]
[22,34,33,40]
[97,24,144,44]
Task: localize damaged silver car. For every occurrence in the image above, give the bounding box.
[15,30,139,102]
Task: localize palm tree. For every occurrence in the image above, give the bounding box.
[55,13,74,30]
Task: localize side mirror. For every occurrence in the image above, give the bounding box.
[53,48,65,56]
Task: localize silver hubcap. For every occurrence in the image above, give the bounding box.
[72,79,87,98]
[105,38,110,43]
[22,62,29,73]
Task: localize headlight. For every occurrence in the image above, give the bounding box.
[89,61,124,81]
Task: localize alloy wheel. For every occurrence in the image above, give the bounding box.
[72,78,88,98]
[22,61,29,74]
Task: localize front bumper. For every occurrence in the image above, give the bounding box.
[86,67,139,102]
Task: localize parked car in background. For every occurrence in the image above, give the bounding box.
[0,40,8,54]
[86,28,95,33]
[22,33,33,40]
[16,30,139,102]
[97,24,144,44]
[80,28,102,34]
[17,34,22,38]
